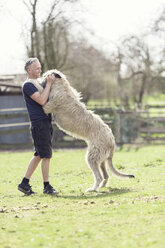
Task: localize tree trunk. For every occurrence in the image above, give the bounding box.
[138,73,146,105]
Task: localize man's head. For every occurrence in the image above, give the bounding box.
[24,58,42,79]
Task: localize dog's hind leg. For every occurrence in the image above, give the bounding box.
[85,149,103,192]
[86,162,103,192]
[99,161,109,188]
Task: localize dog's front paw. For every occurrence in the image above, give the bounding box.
[43,106,50,115]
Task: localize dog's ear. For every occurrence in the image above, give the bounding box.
[52,72,61,79]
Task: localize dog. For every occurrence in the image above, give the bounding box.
[35,69,135,192]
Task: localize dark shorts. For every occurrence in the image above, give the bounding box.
[31,119,53,158]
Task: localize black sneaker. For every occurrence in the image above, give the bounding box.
[43,184,59,195]
[18,183,36,195]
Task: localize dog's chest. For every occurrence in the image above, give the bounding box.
[50,85,67,102]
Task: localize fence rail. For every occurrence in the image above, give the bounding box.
[0,104,165,149]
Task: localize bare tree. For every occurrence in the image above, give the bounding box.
[41,19,70,70]
[23,0,82,71]
[23,0,41,59]
[152,6,165,82]
[66,39,115,102]
[152,6,165,39]
[112,35,154,106]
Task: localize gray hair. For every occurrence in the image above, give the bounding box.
[24,57,39,71]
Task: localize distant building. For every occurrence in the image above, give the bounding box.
[0,74,26,95]
[0,74,31,149]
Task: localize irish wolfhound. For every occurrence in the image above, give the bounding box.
[32,69,134,192]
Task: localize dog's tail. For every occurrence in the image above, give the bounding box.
[107,157,135,179]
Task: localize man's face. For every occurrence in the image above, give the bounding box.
[27,60,42,79]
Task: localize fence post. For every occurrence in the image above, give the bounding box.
[146,105,150,144]
[114,109,121,144]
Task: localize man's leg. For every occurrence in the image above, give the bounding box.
[18,156,41,195]
[25,156,41,179]
[41,158,59,195]
[41,158,50,182]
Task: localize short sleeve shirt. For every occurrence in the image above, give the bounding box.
[22,82,51,123]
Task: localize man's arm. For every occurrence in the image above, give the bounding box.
[30,74,55,106]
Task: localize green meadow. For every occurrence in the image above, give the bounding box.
[0,146,165,248]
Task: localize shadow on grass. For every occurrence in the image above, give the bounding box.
[39,187,135,200]
[3,187,136,199]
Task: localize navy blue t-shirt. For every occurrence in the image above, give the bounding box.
[22,82,51,123]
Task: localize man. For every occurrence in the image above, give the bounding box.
[18,57,58,195]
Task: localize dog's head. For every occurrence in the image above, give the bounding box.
[43,69,66,80]
[41,69,65,87]
[52,72,61,79]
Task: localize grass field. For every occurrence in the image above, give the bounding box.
[0,146,165,248]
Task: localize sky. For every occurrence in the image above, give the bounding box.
[0,0,165,75]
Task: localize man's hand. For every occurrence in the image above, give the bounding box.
[30,73,56,106]
[46,74,56,85]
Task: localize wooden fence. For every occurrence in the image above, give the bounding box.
[0,104,165,150]
[138,104,165,144]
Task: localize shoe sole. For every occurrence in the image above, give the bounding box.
[18,186,36,195]
[43,191,59,195]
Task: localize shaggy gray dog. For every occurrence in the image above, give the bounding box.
[33,69,134,192]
